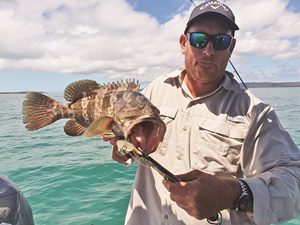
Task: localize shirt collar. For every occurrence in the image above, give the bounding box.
[165,68,243,100]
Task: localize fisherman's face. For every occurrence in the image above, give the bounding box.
[180,15,236,85]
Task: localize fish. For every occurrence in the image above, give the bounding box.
[22,79,166,152]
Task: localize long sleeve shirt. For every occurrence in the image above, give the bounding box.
[124,69,300,225]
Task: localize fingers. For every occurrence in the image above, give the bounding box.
[162,180,188,205]
[175,169,206,182]
[102,136,131,166]
[162,180,186,192]
[162,170,224,220]
[162,180,193,215]
[102,136,110,142]
[102,136,118,145]
[111,145,131,165]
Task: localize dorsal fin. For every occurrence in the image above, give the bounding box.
[64,79,100,103]
[99,79,140,92]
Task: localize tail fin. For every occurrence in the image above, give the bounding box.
[22,92,63,131]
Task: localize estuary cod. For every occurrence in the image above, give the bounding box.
[22,79,166,152]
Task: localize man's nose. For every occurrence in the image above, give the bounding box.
[202,41,215,56]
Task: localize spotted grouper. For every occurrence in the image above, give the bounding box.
[22,79,166,152]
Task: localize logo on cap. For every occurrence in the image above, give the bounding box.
[199,1,229,12]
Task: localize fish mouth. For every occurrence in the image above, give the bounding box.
[126,116,166,155]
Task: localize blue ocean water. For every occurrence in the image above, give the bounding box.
[0,87,299,225]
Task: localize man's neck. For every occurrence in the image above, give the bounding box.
[183,73,225,98]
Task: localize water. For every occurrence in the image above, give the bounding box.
[0,88,299,225]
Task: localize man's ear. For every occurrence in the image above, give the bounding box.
[229,38,236,54]
[180,34,188,54]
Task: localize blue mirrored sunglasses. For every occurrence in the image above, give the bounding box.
[188,32,233,50]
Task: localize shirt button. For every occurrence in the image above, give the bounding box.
[183,126,188,131]
[176,152,183,160]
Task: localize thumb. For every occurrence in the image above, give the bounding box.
[176,169,206,182]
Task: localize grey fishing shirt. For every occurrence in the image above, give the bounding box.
[124,69,300,225]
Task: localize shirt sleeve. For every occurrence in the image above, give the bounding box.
[238,102,300,225]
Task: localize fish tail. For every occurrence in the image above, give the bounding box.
[22,92,65,131]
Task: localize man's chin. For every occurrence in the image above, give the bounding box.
[193,71,212,82]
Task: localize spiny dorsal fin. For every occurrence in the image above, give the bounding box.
[98,79,140,92]
[64,79,100,103]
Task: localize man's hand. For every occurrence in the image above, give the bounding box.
[102,125,149,165]
[102,137,131,165]
[162,170,240,220]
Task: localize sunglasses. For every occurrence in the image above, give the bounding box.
[188,32,233,50]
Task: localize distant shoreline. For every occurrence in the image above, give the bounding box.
[0,91,44,94]
[245,82,300,88]
[1,82,300,94]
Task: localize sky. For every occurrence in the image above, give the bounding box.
[0,0,300,92]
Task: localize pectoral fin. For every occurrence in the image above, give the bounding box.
[83,117,114,138]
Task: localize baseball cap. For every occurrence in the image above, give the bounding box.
[184,1,239,34]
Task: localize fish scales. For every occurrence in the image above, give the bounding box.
[94,92,102,119]
[81,98,90,123]
[22,79,166,152]
[66,104,75,118]
[101,93,113,115]
[69,96,98,125]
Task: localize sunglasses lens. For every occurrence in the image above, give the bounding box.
[189,33,232,50]
[189,33,209,49]
[213,34,232,50]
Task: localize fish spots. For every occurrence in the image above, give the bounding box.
[60,107,65,117]
[81,99,89,123]
[102,95,112,115]
[94,94,101,119]
[138,103,145,110]
[116,92,125,99]
[52,102,63,117]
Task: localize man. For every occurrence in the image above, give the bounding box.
[105,1,300,224]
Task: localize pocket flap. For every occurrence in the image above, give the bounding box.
[198,117,248,139]
[159,106,178,119]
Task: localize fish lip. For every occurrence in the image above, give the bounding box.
[126,115,166,137]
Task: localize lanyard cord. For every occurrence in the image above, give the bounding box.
[190,0,197,7]
[229,59,248,89]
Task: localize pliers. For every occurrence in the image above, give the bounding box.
[116,140,181,182]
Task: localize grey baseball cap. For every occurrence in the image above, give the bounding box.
[184,1,239,33]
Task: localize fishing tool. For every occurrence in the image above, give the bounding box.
[116,140,181,182]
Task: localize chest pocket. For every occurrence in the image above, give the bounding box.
[200,117,248,139]
[156,106,178,156]
[192,116,248,175]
